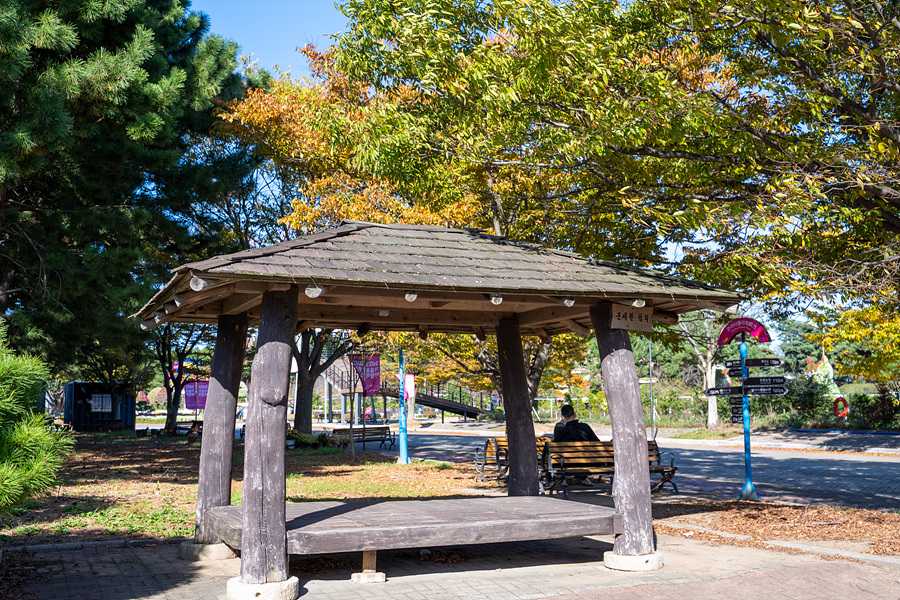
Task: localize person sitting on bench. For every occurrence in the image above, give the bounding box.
[553,405,600,442]
[553,405,602,486]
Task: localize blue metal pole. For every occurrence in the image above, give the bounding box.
[398,349,410,464]
[740,337,758,500]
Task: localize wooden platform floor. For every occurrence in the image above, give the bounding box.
[206,496,622,555]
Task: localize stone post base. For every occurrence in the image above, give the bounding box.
[180,541,238,561]
[351,571,386,583]
[226,576,299,600]
[603,551,664,571]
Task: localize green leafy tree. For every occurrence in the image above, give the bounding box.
[0,321,72,511]
[0,0,247,378]
[655,0,900,310]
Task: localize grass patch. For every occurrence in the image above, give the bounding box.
[0,432,478,547]
[88,505,194,538]
[671,428,742,440]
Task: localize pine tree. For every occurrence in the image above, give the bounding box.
[0,321,72,511]
[0,0,249,374]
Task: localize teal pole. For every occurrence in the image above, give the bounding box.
[398,349,410,464]
[739,334,758,500]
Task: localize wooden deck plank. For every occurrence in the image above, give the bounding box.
[206,497,621,555]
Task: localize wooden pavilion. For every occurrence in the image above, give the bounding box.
[136,221,744,598]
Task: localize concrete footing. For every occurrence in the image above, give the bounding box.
[180,541,238,561]
[351,571,386,583]
[603,551,664,571]
[226,576,300,600]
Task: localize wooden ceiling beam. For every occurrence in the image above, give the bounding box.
[295,305,509,328]
[564,319,591,336]
[174,283,236,308]
[653,309,679,325]
[223,293,261,315]
[517,305,587,327]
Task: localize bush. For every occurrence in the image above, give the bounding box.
[477,409,505,422]
[865,385,900,428]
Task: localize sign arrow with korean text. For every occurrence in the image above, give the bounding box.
[744,386,788,396]
[725,358,783,368]
[742,376,787,386]
[705,386,744,396]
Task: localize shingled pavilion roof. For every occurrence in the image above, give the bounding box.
[136,221,744,337]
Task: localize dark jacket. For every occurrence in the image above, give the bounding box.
[553,419,600,442]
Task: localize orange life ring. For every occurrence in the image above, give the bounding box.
[833,396,849,418]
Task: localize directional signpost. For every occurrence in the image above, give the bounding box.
[713,317,780,501]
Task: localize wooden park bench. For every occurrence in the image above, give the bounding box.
[331,425,395,449]
[175,420,203,436]
[50,419,72,432]
[541,440,677,499]
[474,436,552,484]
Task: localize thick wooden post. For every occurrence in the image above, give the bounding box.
[590,303,655,556]
[495,318,540,496]
[194,313,248,544]
[241,287,298,583]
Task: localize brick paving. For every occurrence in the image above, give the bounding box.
[14,533,900,600]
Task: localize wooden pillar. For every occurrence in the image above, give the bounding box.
[590,303,655,556]
[194,312,248,544]
[495,318,540,496]
[241,287,298,583]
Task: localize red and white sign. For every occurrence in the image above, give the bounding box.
[184,380,209,410]
[350,353,381,396]
[717,318,771,345]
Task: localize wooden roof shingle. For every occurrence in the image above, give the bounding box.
[135,221,745,336]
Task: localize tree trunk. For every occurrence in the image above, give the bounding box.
[293,371,316,434]
[241,287,298,584]
[495,318,539,496]
[194,313,248,544]
[590,303,655,556]
[526,341,552,404]
[164,383,183,432]
[292,330,350,433]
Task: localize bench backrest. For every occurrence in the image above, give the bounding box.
[332,426,390,438]
[647,440,663,464]
[484,436,550,466]
[545,440,669,470]
[544,441,616,472]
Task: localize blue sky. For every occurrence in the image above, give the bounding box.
[190,1,348,78]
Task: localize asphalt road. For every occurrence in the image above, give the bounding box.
[354,432,900,510]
